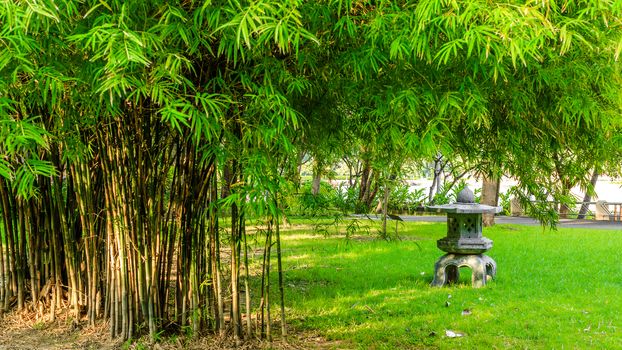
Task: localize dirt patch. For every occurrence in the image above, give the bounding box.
[0,310,348,350]
[0,310,116,350]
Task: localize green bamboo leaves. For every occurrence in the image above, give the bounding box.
[217,0,319,61]
[0,116,56,198]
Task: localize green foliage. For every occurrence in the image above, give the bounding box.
[299,183,338,216]
[498,189,513,216]
[388,182,427,213]
[0,0,619,221]
[284,181,355,217]
[333,184,360,215]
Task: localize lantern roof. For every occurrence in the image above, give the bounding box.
[427,186,502,214]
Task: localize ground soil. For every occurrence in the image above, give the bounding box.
[0,310,346,350]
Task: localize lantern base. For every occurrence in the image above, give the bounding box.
[431,253,496,288]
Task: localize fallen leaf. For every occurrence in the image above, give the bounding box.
[445,330,465,338]
[445,301,451,307]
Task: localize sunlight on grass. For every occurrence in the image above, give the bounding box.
[279,220,622,349]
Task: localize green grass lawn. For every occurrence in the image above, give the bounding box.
[278,219,622,349]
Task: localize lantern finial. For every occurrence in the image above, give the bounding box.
[456,186,475,203]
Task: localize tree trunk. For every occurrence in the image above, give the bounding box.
[381,181,390,238]
[578,170,599,219]
[428,153,443,203]
[311,158,322,196]
[559,181,574,219]
[481,176,500,227]
[294,150,304,189]
[343,157,360,189]
[357,158,371,211]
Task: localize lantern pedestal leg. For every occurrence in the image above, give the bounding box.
[431,253,496,288]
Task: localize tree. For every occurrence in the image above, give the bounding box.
[0,0,316,341]
[412,0,622,226]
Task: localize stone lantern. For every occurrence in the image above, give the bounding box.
[428,186,501,288]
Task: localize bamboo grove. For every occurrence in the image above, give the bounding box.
[1,0,622,344]
[0,0,308,341]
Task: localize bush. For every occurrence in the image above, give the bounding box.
[387,182,426,213]
[333,183,359,214]
[432,180,481,205]
[283,181,345,216]
[498,189,512,215]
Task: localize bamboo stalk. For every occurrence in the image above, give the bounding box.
[274,195,287,337]
[231,191,242,341]
[265,225,272,342]
[242,206,253,338]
